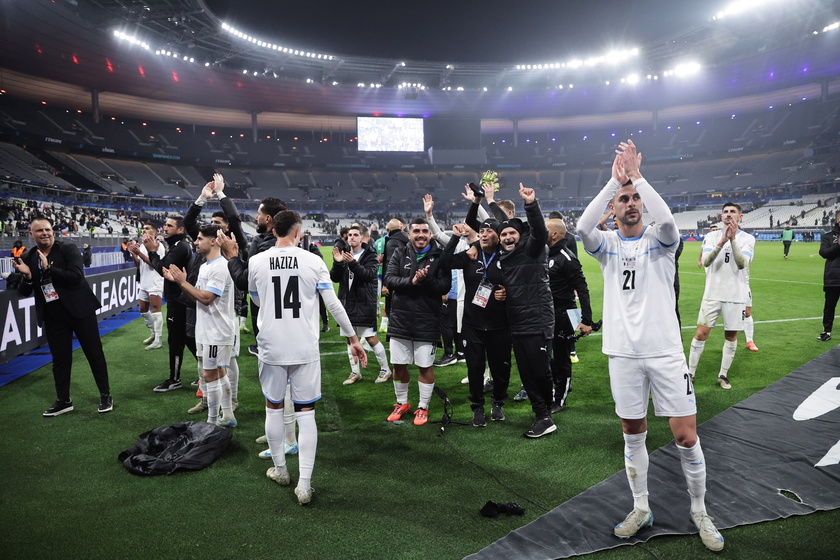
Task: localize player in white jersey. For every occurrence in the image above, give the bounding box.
[164,225,237,428]
[249,210,367,505]
[128,223,165,350]
[578,140,724,552]
[687,203,755,390]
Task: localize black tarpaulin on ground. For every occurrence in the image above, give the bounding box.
[468,347,840,559]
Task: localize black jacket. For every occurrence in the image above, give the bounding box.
[440,235,508,331]
[18,241,101,326]
[330,244,380,328]
[820,224,840,287]
[384,242,450,342]
[547,240,592,335]
[228,230,276,291]
[383,230,409,280]
[146,232,193,302]
[498,201,554,338]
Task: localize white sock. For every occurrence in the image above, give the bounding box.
[152,311,163,341]
[688,338,706,376]
[265,407,286,469]
[347,345,360,375]
[219,374,234,420]
[205,379,221,424]
[380,316,389,331]
[418,381,435,410]
[394,381,409,405]
[623,432,650,511]
[227,358,239,403]
[284,390,297,446]
[239,316,246,327]
[141,311,153,332]
[677,438,707,513]
[296,409,317,488]
[744,315,754,343]
[720,339,737,377]
[372,341,389,372]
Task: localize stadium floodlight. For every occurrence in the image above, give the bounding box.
[824,22,840,33]
[713,0,785,20]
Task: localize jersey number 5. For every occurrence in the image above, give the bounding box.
[272,275,301,319]
[622,269,636,290]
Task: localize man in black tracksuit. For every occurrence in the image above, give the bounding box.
[496,184,557,438]
[440,218,511,427]
[546,219,593,413]
[380,218,409,332]
[818,210,840,341]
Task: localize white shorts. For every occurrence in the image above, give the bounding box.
[697,299,744,331]
[138,288,162,302]
[353,325,377,339]
[199,343,233,370]
[390,337,436,368]
[608,354,697,419]
[259,360,322,405]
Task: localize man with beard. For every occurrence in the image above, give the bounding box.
[687,202,755,390]
[383,218,450,426]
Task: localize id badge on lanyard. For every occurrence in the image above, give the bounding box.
[39,259,59,302]
[472,278,493,308]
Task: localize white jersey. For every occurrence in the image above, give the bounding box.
[249,245,335,365]
[138,243,165,292]
[195,255,235,346]
[700,229,755,303]
[589,226,683,358]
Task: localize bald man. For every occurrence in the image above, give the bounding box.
[380,219,408,332]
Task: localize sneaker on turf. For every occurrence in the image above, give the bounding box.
[387,402,411,422]
[248,344,259,356]
[258,449,271,459]
[717,376,732,390]
[153,379,182,392]
[433,354,457,367]
[144,341,163,350]
[818,332,832,342]
[550,402,566,414]
[491,402,505,421]
[98,394,113,413]
[295,486,314,505]
[513,387,529,401]
[43,399,73,417]
[690,511,724,552]
[217,417,238,428]
[413,408,429,426]
[483,378,494,393]
[142,334,155,345]
[456,353,466,363]
[570,351,580,364]
[239,324,251,333]
[266,466,290,486]
[258,442,298,459]
[255,435,267,444]
[746,341,759,351]
[472,408,487,427]
[461,376,469,384]
[187,399,208,414]
[614,508,653,538]
[342,372,362,385]
[321,324,330,333]
[524,417,556,438]
[190,380,200,387]
[375,369,391,383]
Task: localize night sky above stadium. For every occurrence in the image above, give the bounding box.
[203,0,710,63]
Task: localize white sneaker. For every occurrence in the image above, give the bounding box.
[295,486,314,505]
[145,340,163,350]
[717,376,732,389]
[266,466,290,486]
[614,508,653,538]
[570,352,580,364]
[375,369,391,383]
[255,435,267,444]
[342,372,362,385]
[691,511,724,551]
[142,334,155,345]
[460,376,469,384]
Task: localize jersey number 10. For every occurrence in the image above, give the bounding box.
[272,275,302,319]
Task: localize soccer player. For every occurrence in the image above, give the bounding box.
[164,225,237,427]
[578,140,724,552]
[687,202,755,389]
[249,210,367,505]
[129,223,165,350]
[330,224,391,384]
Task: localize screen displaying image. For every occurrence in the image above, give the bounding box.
[357,117,424,152]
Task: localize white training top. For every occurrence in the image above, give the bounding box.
[700,229,755,303]
[195,255,235,346]
[139,243,165,292]
[249,245,354,365]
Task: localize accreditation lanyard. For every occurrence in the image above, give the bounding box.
[472,251,497,308]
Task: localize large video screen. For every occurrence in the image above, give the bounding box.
[357,117,424,152]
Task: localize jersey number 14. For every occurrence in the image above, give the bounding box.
[272,275,301,319]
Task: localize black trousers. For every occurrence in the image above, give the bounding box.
[43,304,109,402]
[550,313,574,408]
[463,326,511,409]
[166,301,196,382]
[439,299,457,355]
[250,298,260,336]
[783,240,792,256]
[511,334,554,419]
[823,286,840,332]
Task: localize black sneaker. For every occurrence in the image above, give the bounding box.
[818,332,832,342]
[456,353,466,363]
[433,354,457,367]
[153,379,182,392]
[98,394,113,413]
[524,417,557,438]
[550,402,566,414]
[43,399,73,417]
[472,408,487,427]
[483,378,494,393]
[321,324,330,333]
[513,387,529,401]
[491,402,505,421]
[248,344,259,356]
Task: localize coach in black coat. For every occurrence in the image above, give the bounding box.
[13,217,111,416]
